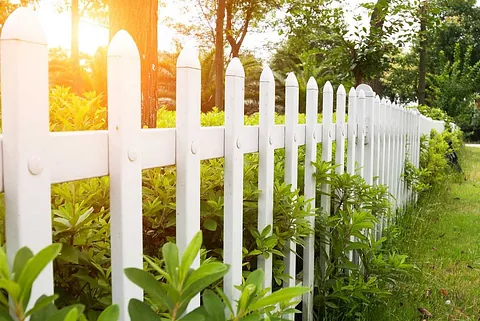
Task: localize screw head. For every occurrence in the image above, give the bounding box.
[313,131,316,140]
[293,133,297,142]
[236,138,242,149]
[128,146,138,162]
[28,156,43,175]
[191,142,198,154]
[269,136,273,145]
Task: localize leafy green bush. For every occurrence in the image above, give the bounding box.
[0,243,118,321]
[311,162,413,320]
[126,231,309,321]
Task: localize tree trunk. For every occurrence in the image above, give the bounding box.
[109,0,158,128]
[418,1,427,105]
[215,0,225,110]
[71,0,80,94]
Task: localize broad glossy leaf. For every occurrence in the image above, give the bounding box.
[249,287,310,311]
[178,308,206,321]
[97,305,120,321]
[0,248,9,279]
[17,244,62,304]
[128,299,160,321]
[162,243,179,285]
[179,231,202,284]
[47,305,85,321]
[124,268,174,311]
[12,247,33,281]
[26,294,59,317]
[202,290,226,321]
[63,308,78,321]
[181,262,229,302]
[0,280,20,301]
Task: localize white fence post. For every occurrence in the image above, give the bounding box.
[378,98,387,236]
[358,85,375,186]
[321,81,334,272]
[176,46,202,309]
[302,77,318,321]
[347,88,357,175]
[107,30,143,321]
[373,96,381,186]
[284,73,299,291]
[258,66,275,290]
[335,85,347,175]
[355,90,366,178]
[1,8,53,305]
[346,88,357,262]
[223,58,245,307]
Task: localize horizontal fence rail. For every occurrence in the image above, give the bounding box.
[0,8,453,321]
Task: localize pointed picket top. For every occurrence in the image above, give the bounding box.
[348,87,356,98]
[286,72,298,87]
[108,30,139,58]
[226,57,245,77]
[1,7,46,44]
[323,81,333,93]
[260,65,275,82]
[374,95,381,104]
[380,97,388,105]
[177,44,200,69]
[358,89,366,99]
[307,77,318,90]
[337,84,346,96]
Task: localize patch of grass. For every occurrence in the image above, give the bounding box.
[367,147,480,321]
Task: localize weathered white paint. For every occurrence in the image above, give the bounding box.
[107,30,143,321]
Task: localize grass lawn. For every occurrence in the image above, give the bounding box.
[370,146,480,320]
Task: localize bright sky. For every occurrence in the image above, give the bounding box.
[25,0,362,56]
[11,0,480,57]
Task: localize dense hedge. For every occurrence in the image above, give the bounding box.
[0,87,464,320]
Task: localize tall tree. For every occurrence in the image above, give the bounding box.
[109,0,159,128]
[215,0,225,110]
[418,0,427,105]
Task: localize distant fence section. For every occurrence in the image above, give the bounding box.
[0,8,452,321]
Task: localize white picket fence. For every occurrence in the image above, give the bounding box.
[0,8,450,321]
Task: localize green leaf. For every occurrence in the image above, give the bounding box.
[57,243,79,264]
[0,280,21,302]
[249,287,310,311]
[181,262,229,303]
[162,243,179,285]
[97,305,120,321]
[17,244,62,305]
[124,268,174,311]
[178,308,206,321]
[128,299,160,321]
[12,247,33,281]
[202,290,226,321]
[245,269,264,292]
[203,219,218,232]
[179,231,202,284]
[0,248,9,280]
[63,308,78,321]
[26,294,59,317]
[47,305,85,321]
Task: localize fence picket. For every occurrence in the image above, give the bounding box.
[0,9,455,319]
[258,66,276,290]
[302,77,319,321]
[0,8,53,307]
[176,46,202,309]
[224,58,246,307]
[335,85,347,175]
[107,30,143,321]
